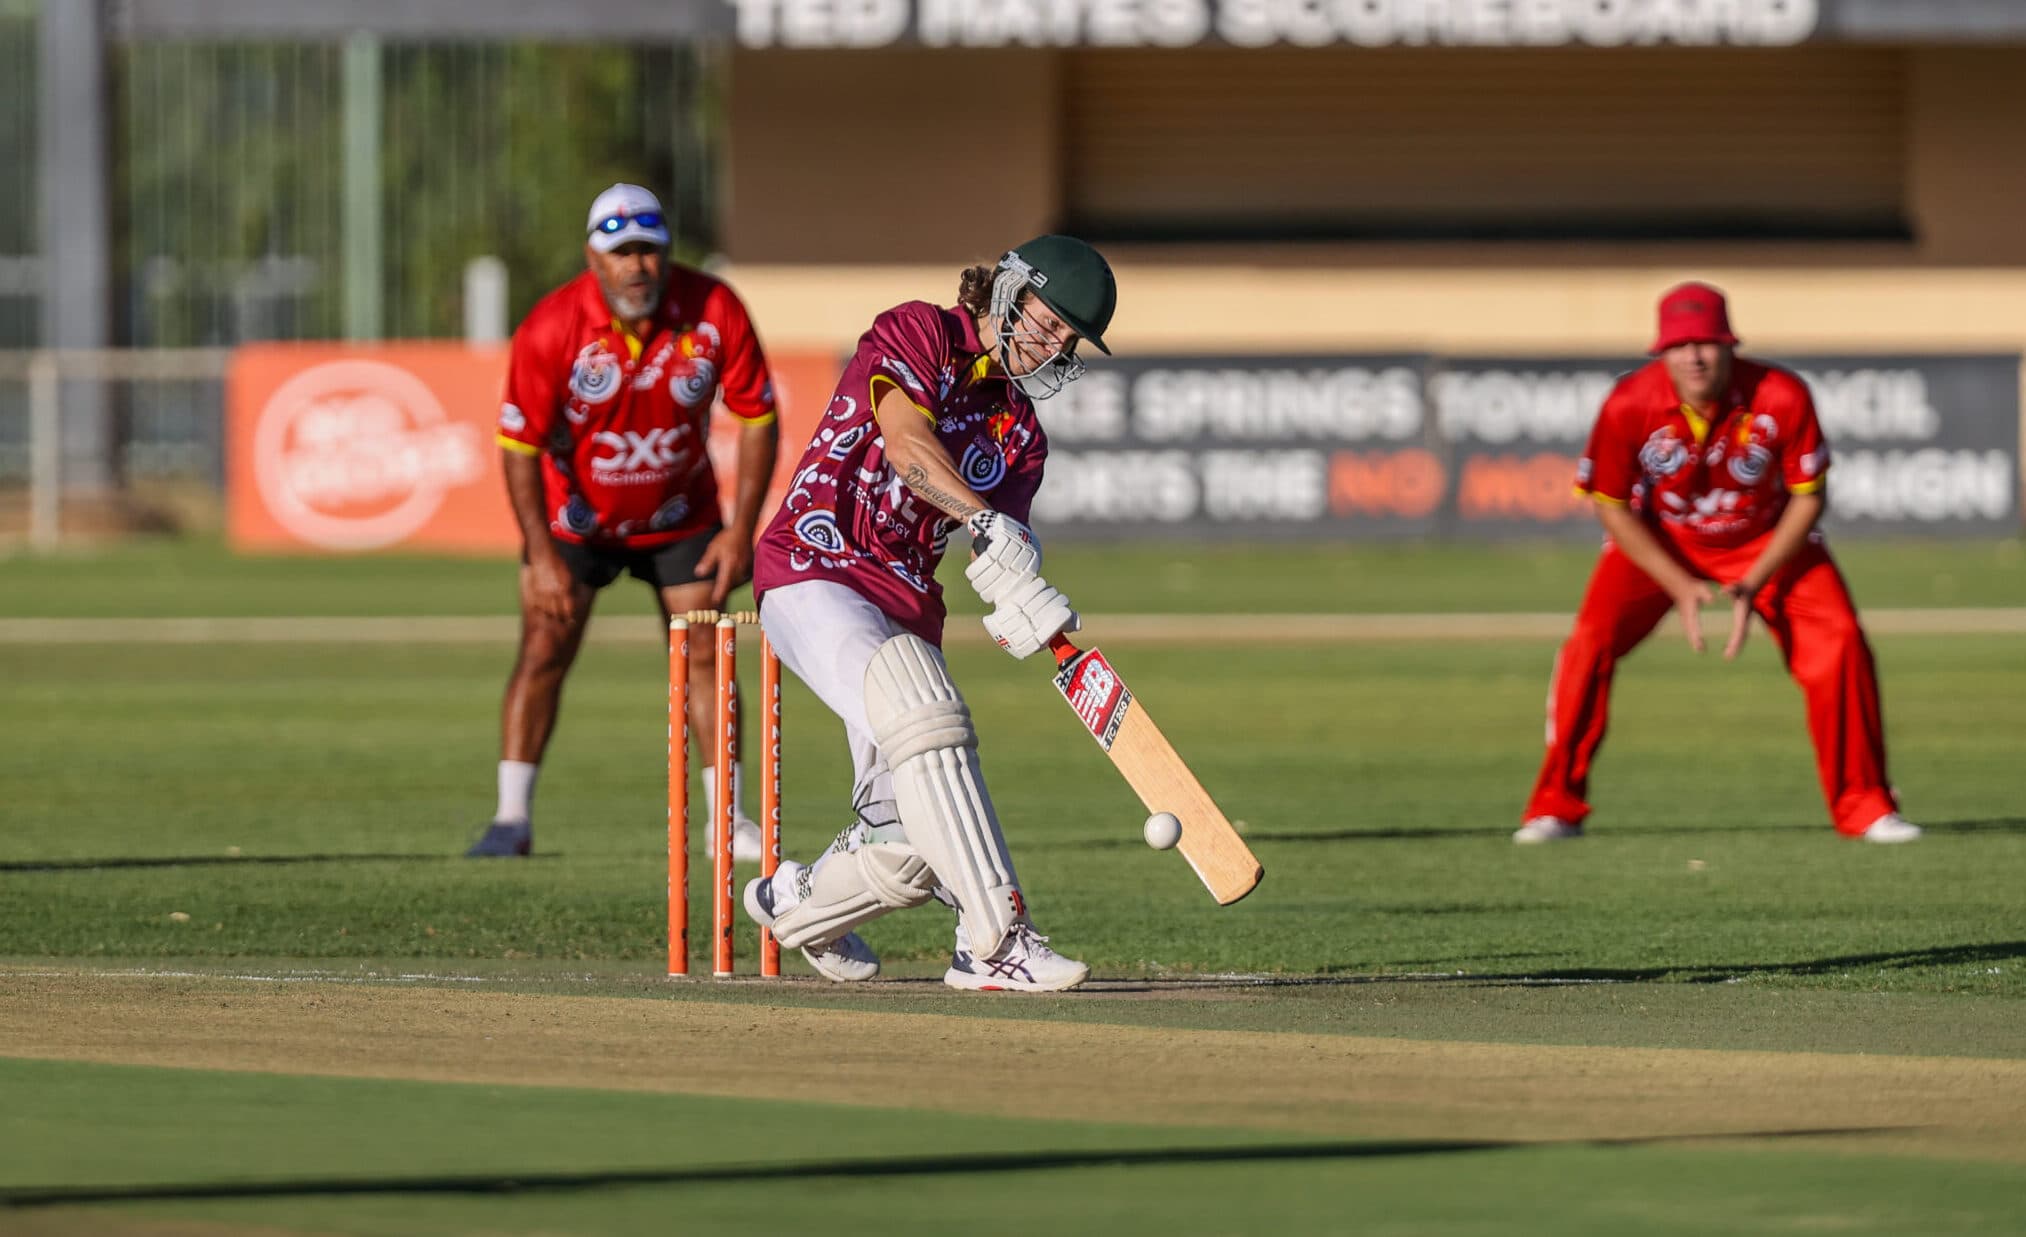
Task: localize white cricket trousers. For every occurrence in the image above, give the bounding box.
[757,579,913,816]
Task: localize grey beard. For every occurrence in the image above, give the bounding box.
[605,284,661,320]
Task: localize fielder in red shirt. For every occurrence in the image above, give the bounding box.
[1517,282,1919,845]
[468,183,779,858]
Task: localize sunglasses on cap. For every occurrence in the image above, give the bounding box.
[592,211,665,235]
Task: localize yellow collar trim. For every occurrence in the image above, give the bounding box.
[611,318,645,362]
[1680,402,1711,445]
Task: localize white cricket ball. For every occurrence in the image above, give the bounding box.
[1144,812,1182,850]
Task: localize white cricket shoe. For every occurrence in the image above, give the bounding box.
[797,930,880,982]
[731,817,764,864]
[741,861,880,982]
[944,920,1090,993]
[1513,816,1584,844]
[1859,813,1922,844]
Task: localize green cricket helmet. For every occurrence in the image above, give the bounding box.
[990,234,1117,399]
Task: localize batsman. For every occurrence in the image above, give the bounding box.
[740,236,1117,991]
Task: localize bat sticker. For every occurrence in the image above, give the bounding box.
[1054,647,1132,751]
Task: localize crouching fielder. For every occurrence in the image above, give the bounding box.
[741,236,1117,992]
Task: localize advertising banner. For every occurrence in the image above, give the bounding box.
[1030,354,1446,540]
[229,344,2016,551]
[1800,356,2021,536]
[226,343,838,554]
[1036,352,2020,541]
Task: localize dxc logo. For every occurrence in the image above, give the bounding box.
[590,427,682,474]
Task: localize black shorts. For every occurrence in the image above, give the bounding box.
[541,527,727,592]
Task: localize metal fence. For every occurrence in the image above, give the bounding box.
[10,2,724,350]
[2,4,724,546]
[113,39,723,347]
[0,349,232,549]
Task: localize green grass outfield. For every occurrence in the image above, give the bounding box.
[0,533,2020,617]
[4,635,2024,994]
[1,537,2022,1235]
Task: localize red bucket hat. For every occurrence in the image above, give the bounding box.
[1650,281,1739,353]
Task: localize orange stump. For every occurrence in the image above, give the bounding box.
[667,610,781,980]
[760,633,782,977]
[712,619,737,978]
[667,619,690,977]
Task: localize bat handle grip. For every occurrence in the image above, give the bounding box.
[1048,632,1079,666]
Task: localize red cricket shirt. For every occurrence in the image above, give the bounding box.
[496,267,776,548]
[1575,357,1829,547]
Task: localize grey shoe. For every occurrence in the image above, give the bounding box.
[801,931,880,983]
[466,820,531,857]
[742,862,880,982]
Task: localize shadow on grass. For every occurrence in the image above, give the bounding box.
[1022,827,1515,850]
[1032,822,1835,849]
[1245,822,1831,843]
[12,818,2005,870]
[0,1126,1910,1208]
[0,853,558,873]
[1228,816,2026,844]
[1298,940,2026,987]
[1483,940,2026,986]
[1927,818,2026,835]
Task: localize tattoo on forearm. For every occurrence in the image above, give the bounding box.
[903,464,982,521]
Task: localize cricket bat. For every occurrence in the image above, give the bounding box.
[1047,633,1264,905]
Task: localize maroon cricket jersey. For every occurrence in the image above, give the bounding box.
[753,301,1048,644]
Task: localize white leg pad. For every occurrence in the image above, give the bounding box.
[770,842,937,951]
[864,634,1023,960]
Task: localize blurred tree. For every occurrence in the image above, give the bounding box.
[119,43,347,345]
[1,2,42,347]
[110,39,721,346]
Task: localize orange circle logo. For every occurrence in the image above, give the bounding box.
[254,360,484,550]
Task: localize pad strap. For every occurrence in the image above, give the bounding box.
[769,843,936,950]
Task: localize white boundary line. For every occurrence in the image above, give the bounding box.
[1,608,2024,645]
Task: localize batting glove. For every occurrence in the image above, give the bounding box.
[964,511,1043,606]
[981,574,1079,660]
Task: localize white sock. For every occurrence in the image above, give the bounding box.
[496,760,538,823]
[702,762,745,823]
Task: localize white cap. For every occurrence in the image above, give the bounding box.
[585,183,671,252]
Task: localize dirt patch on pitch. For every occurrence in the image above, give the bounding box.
[5,972,2023,1165]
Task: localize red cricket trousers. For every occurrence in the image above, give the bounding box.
[1524,533,1895,836]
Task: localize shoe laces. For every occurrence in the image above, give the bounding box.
[1008,921,1053,955]
[964,922,1050,967]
